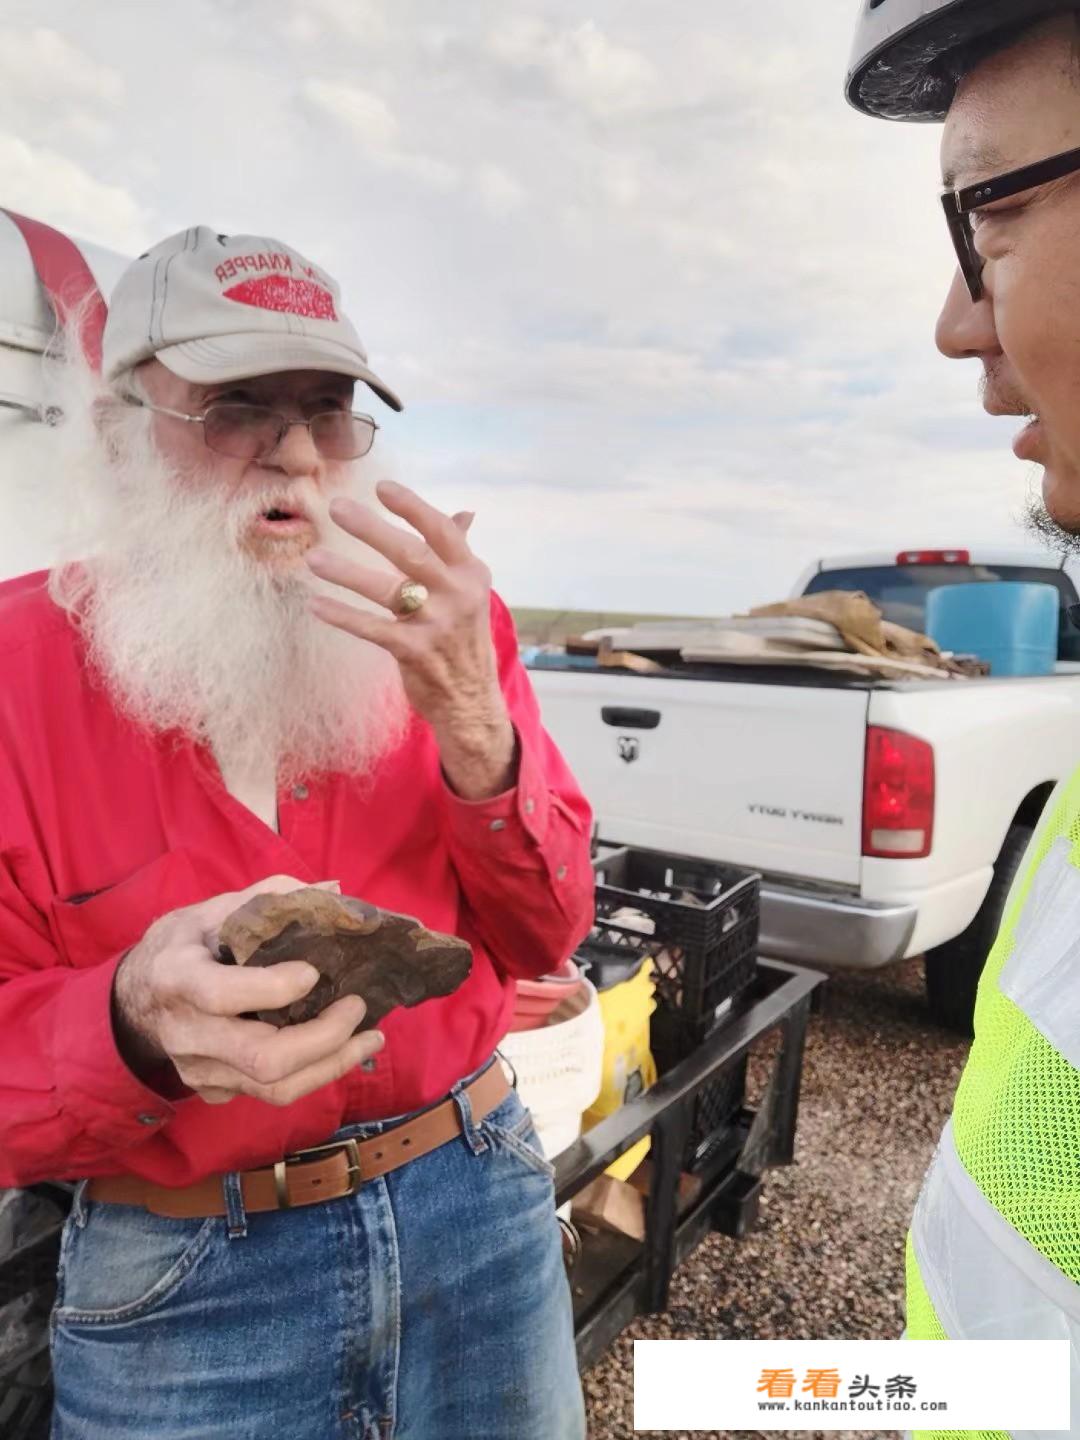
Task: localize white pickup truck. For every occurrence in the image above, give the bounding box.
[528,549,1080,1033]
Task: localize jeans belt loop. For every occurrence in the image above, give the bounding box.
[494,1046,518,1092]
[451,1082,488,1155]
[222,1171,248,1239]
[71,1178,90,1230]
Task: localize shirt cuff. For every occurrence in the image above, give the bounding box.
[440,730,551,849]
[53,952,184,1148]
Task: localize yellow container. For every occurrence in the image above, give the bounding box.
[582,956,658,1181]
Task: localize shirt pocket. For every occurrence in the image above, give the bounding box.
[49,848,207,970]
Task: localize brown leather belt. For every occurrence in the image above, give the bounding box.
[87,1061,510,1220]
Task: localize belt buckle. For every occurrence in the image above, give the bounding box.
[272,1137,363,1209]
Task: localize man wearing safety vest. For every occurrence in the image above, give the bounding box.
[846,3,1080,1435]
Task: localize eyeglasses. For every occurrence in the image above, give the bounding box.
[941,143,1080,302]
[124,398,379,461]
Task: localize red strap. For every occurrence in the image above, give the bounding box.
[3,209,107,372]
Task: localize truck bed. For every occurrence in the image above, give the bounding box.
[529,656,1080,968]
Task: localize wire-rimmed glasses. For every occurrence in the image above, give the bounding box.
[124,398,379,461]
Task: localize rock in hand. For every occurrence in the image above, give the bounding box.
[217,887,473,1029]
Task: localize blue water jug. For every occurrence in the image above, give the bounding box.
[925,581,1058,677]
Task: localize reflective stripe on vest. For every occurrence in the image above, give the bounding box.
[911,1122,1080,1336]
[952,771,1080,1283]
[904,769,1080,1439]
[907,1125,1080,1440]
[998,836,1080,1071]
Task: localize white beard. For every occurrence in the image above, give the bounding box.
[49,398,410,789]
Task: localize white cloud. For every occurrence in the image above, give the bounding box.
[301,77,399,149]
[473,163,527,216]
[488,18,658,116]
[300,77,458,190]
[0,27,122,108]
[279,0,389,45]
[0,133,148,251]
[62,108,116,147]
[0,0,1037,614]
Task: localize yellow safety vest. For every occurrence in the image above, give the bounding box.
[906,770,1080,1440]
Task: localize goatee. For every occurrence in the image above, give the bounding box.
[1022,489,1080,557]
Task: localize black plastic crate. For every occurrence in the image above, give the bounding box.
[652,1029,748,1173]
[689,1058,747,1172]
[592,847,761,1041]
[585,847,761,1175]
[573,928,747,1171]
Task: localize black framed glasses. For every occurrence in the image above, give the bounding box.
[124,398,379,461]
[941,143,1080,302]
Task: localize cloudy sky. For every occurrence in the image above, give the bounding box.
[0,1,1043,613]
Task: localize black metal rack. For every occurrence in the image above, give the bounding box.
[553,958,823,1372]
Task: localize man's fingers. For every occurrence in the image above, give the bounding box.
[178,954,321,1018]
[327,494,452,581]
[305,548,405,614]
[199,877,342,955]
[185,874,319,941]
[168,995,369,1088]
[222,995,370,1087]
[375,480,473,566]
[307,593,407,652]
[260,1031,383,1106]
[184,1030,383,1108]
[198,1086,236,1106]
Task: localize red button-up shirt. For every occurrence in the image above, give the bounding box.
[0,572,593,1188]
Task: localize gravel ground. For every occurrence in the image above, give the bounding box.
[582,956,970,1440]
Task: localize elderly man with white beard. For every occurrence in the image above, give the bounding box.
[0,228,592,1440]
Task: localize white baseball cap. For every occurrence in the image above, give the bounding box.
[102,226,403,411]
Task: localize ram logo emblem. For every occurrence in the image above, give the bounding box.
[617,735,640,764]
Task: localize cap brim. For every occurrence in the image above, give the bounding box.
[156,331,404,412]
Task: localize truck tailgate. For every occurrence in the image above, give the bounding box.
[533,670,869,887]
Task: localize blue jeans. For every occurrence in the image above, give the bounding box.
[49,1061,585,1440]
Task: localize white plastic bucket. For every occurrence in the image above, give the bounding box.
[498,978,604,1218]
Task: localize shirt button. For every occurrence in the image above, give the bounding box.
[292,784,309,801]
[556,864,568,880]
[524,798,535,815]
[490,818,506,832]
[137,1113,161,1126]
[361,1058,378,1073]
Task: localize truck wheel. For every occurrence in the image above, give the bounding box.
[924,822,1034,1037]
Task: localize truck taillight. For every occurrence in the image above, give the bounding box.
[862,726,934,859]
[896,548,970,565]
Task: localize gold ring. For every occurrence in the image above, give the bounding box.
[395,580,429,617]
